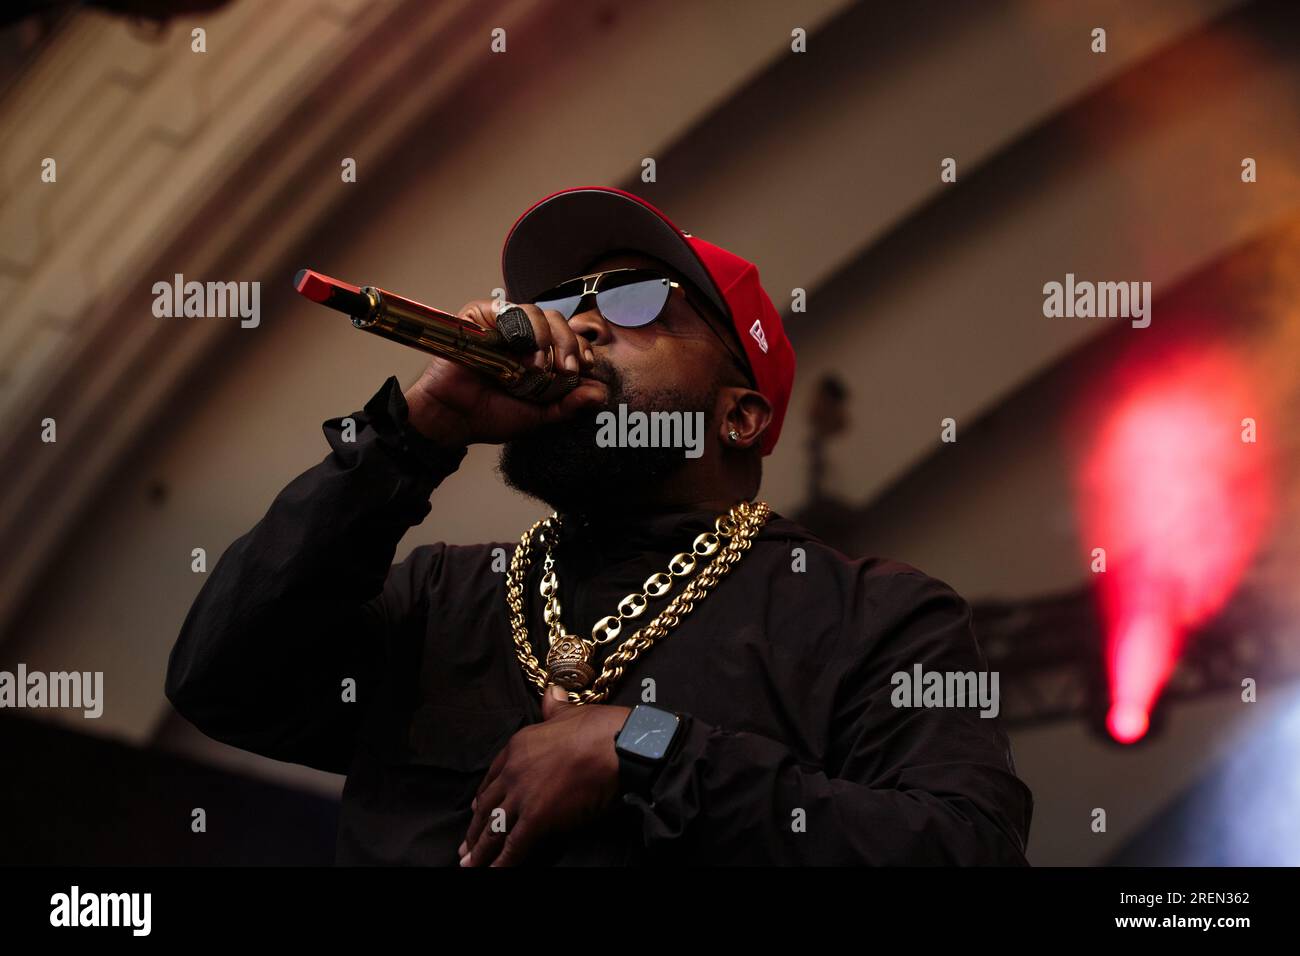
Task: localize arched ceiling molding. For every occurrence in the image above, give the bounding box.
[790,0,1300,510]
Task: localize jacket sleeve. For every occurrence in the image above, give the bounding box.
[164,376,468,775]
[622,570,1034,865]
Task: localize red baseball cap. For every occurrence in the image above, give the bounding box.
[501,186,796,457]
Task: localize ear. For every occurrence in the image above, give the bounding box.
[722,389,772,449]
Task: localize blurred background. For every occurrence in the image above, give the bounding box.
[2,0,1299,865]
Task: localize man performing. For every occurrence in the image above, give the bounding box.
[165,186,1033,866]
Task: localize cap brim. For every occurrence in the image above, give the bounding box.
[501,188,730,320]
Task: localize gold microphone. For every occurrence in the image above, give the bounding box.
[294,268,580,401]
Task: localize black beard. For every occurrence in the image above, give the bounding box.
[496,359,716,516]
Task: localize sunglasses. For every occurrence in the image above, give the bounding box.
[532,267,756,386]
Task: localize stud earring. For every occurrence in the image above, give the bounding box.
[728,428,740,443]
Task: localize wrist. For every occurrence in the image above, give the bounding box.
[614,705,687,802]
[402,387,470,450]
[601,706,633,805]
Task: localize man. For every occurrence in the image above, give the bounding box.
[165,186,1032,866]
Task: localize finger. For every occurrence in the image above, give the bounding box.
[459,300,546,357]
[492,302,553,367]
[493,305,539,354]
[541,683,576,721]
[465,776,509,853]
[490,819,535,867]
[537,306,586,376]
[509,303,577,374]
[465,803,516,867]
[456,301,498,328]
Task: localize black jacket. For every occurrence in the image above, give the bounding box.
[165,377,1033,865]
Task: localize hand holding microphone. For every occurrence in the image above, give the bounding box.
[294,269,607,448]
[403,298,608,448]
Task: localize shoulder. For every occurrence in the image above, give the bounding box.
[856,558,969,618]
[752,513,975,655]
[757,511,966,610]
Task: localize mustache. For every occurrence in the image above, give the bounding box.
[580,359,622,397]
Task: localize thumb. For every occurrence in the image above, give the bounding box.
[542,683,575,719]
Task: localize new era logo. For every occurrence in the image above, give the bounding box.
[749,318,768,354]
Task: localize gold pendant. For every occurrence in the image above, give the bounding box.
[546,633,596,690]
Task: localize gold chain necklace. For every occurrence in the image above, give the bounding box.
[506,500,772,704]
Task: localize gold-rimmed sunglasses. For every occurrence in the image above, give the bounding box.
[531,267,755,386]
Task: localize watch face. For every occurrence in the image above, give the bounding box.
[618,705,679,760]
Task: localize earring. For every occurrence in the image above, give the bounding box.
[728,428,740,443]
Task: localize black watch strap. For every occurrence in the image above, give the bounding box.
[614,706,687,802]
[617,750,662,801]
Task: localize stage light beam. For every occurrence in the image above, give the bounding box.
[1076,347,1272,744]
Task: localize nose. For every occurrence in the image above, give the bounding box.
[567,300,609,347]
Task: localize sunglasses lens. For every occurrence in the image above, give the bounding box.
[532,293,585,319]
[598,278,672,327]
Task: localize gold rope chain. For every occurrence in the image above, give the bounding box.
[506,500,772,704]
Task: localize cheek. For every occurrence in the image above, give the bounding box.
[608,327,660,358]
[607,331,708,386]
[605,333,667,383]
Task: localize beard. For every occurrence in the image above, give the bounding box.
[497,357,716,516]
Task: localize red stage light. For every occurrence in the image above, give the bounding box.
[1106,702,1150,745]
[1076,346,1273,744]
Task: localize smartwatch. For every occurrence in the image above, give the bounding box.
[614,704,686,802]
